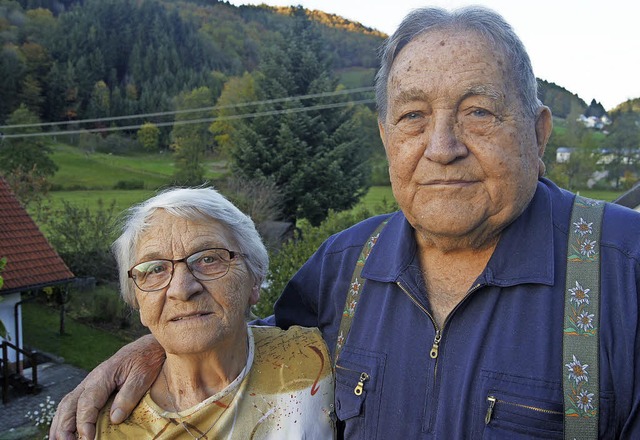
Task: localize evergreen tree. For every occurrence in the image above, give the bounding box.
[171,86,214,185]
[229,8,370,225]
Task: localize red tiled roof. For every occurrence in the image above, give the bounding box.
[0,178,74,293]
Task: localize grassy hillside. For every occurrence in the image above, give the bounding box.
[49,144,226,190]
[40,143,228,213]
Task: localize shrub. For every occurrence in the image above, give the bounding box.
[254,199,397,317]
[113,179,144,190]
[96,133,139,155]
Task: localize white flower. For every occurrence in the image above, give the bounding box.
[576,389,595,412]
[579,239,597,258]
[576,312,595,332]
[568,281,590,306]
[25,395,56,439]
[573,218,593,236]
[565,355,589,384]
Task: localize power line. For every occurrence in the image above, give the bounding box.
[0,98,376,139]
[0,86,375,130]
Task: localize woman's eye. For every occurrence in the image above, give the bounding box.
[201,256,216,264]
[150,264,167,274]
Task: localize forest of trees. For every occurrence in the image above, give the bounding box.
[1,0,639,221]
[0,0,386,225]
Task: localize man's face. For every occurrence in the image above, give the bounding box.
[379,28,551,250]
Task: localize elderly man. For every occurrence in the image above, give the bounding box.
[51,6,640,439]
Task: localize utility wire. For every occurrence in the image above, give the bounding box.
[0,86,375,130]
[0,98,376,139]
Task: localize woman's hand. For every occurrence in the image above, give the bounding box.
[49,334,165,440]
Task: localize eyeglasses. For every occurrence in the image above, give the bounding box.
[127,248,243,292]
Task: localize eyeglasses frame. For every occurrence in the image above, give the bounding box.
[127,247,243,292]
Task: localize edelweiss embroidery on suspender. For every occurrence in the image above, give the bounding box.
[333,219,389,367]
[563,195,604,440]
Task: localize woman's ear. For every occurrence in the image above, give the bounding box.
[249,284,260,305]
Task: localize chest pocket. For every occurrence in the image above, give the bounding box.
[477,370,616,439]
[334,347,385,440]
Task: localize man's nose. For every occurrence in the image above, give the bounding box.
[423,113,468,164]
[166,262,202,301]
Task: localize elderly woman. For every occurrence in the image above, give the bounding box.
[95,187,334,439]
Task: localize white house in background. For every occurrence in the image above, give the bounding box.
[577,114,612,130]
[556,147,573,163]
[0,178,74,368]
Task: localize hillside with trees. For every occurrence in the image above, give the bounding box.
[0,0,384,221]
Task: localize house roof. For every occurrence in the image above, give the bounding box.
[0,178,74,295]
[613,183,640,210]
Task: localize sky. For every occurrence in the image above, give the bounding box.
[226,0,640,111]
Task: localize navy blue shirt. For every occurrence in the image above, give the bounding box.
[274,179,640,439]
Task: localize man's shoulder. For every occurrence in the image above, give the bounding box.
[320,212,399,253]
[601,200,640,258]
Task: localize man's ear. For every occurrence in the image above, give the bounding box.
[378,119,388,152]
[535,106,552,177]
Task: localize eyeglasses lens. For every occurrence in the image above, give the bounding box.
[131,260,173,291]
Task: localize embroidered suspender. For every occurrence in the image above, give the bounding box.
[332,219,388,367]
[335,196,604,438]
[563,195,604,439]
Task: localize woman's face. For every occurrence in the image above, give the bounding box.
[132,210,258,356]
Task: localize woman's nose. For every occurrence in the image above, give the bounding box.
[165,262,202,301]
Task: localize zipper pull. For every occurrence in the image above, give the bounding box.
[354,372,369,396]
[485,396,496,424]
[430,330,442,359]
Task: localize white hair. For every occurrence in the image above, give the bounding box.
[112,187,268,308]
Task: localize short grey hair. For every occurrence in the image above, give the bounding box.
[112,187,269,308]
[375,6,541,121]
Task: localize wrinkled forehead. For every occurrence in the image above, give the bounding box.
[388,27,519,105]
[134,209,236,257]
[392,26,507,73]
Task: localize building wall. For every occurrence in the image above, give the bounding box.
[0,292,22,364]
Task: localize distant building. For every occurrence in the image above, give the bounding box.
[556,147,573,163]
[577,114,611,130]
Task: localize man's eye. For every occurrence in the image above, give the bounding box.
[470,108,493,118]
[400,111,422,121]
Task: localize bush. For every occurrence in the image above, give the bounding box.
[96,133,139,155]
[113,179,145,190]
[254,199,397,317]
